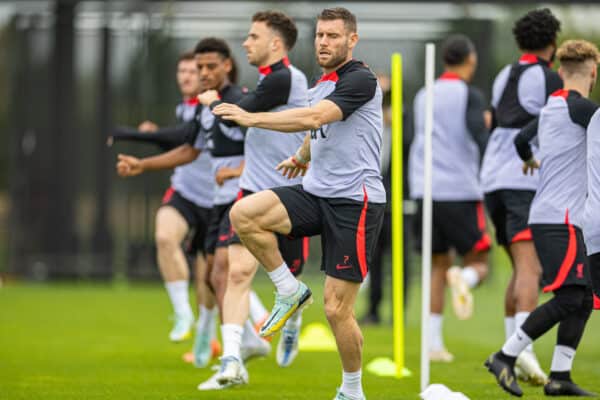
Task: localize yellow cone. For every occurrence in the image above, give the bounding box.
[298,323,337,352]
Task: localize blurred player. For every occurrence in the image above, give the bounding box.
[486,39,599,397]
[116,41,270,368]
[408,34,490,362]
[480,8,562,384]
[214,8,385,399]
[114,52,219,359]
[195,11,311,391]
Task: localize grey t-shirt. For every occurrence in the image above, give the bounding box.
[303,60,386,203]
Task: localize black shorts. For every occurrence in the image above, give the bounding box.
[204,202,234,255]
[414,200,491,256]
[485,189,535,246]
[230,189,309,276]
[589,253,600,300]
[161,187,211,254]
[531,223,591,293]
[272,185,385,283]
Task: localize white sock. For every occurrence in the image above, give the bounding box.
[267,263,299,296]
[430,313,444,351]
[340,369,364,399]
[242,319,263,347]
[502,327,532,357]
[504,317,516,341]
[249,290,269,323]
[221,323,243,360]
[197,305,217,338]
[550,345,575,372]
[515,311,534,352]
[461,266,480,289]
[285,309,303,329]
[165,280,193,318]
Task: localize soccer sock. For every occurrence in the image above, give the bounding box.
[504,316,516,341]
[221,323,243,361]
[197,305,217,337]
[249,290,269,323]
[501,327,532,358]
[550,345,575,381]
[515,311,533,352]
[242,319,264,347]
[267,263,299,296]
[165,280,193,318]
[429,313,444,351]
[340,369,364,399]
[461,266,480,289]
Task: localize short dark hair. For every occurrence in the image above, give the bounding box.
[252,11,298,50]
[193,37,238,83]
[513,8,561,51]
[176,51,195,66]
[317,7,357,33]
[442,34,476,66]
[194,37,232,59]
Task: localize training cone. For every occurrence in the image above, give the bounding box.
[298,322,337,351]
[366,357,412,377]
[420,384,470,400]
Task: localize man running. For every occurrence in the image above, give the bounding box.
[214,8,385,400]
[486,39,599,397]
[480,8,562,384]
[409,34,490,362]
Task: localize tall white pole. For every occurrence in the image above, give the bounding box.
[420,42,435,393]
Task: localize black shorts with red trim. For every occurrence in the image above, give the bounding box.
[414,200,491,256]
[272,184,385,283]
[161,187,211,254]
[531,223,591,293]
[229,189,309,276]
[589,253,600,309]
[484,189,535,246]
[204,202,234,255]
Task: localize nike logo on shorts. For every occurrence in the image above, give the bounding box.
[336,264,352,270]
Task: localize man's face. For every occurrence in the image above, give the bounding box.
[314,19,356,69]
[243,21,274,66]
[176,59,201,97]
[195,52,231,91]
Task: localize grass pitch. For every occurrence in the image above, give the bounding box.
[1,265,599,399]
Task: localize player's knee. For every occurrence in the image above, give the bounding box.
[228,263,253,287]
[155,229,178,251]
[324,293,352,324]
[554,286,587,314]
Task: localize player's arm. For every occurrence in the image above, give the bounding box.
[109,120,199,151]
[116,144,200,177]
[215,160,245,186]
[277,133,311,179]
[513,118,539,175]
[466,86,490,156]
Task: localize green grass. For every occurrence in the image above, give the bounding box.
[1,267,599,399]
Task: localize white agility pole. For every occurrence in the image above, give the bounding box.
[420,42,435,393]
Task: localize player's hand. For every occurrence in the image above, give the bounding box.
[215,167,233,186]
[276,156,308,179]
[138,121,158,132]
[522,158,540,175]
[213,103,255,127]
[117,154,144,177]
[197,90,220,106]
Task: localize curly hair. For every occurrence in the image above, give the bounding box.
[252,11,298,50]
[513,8,561,51]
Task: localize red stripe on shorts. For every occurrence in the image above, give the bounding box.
[302,237,310,262]
[543,210,577,293]
[511,228,533,243]
[356,186,369,279]
[162,187,175,204]
[476,201,486,231]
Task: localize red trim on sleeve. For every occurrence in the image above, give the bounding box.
[511,228,533,243]
[439,72,462,81]
[162,187,175,204]
[543,216,577,293]
[356,186,369,279]
[302,237,310,263]
[476,201,486,231]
